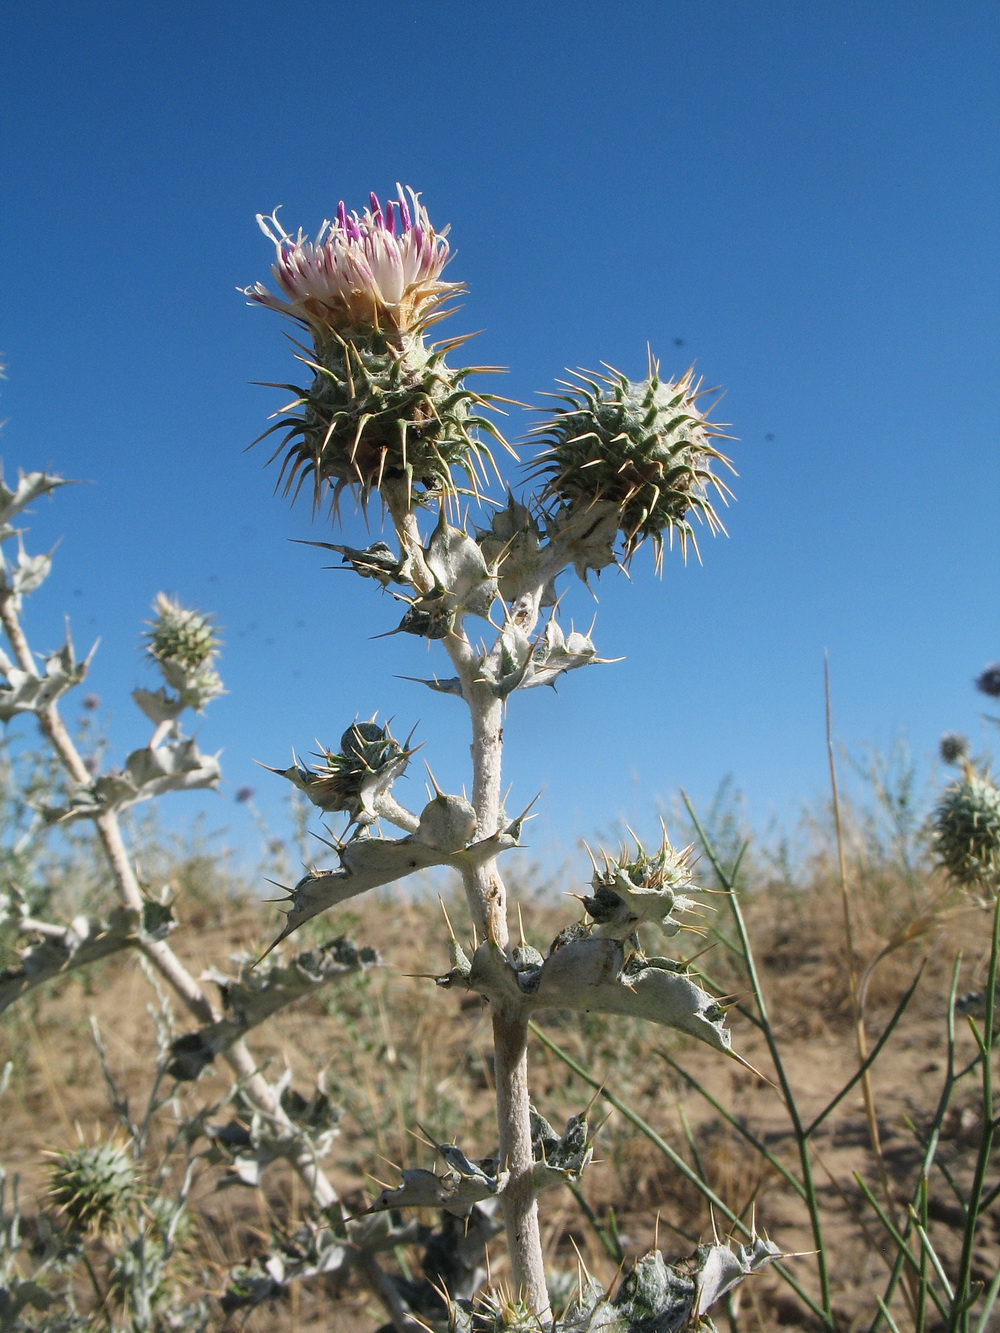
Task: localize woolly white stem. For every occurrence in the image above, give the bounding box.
[382,488,554,1316]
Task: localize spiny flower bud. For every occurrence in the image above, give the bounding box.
[246,186,507,510]
[143,594,224,712]
[267,719,413,826]
[48,1139,137,1233]
[145,593,218,669]
[584,832,698,939]
[415,791,478,852]
[933,769,1000,895]
[530,357,734,568]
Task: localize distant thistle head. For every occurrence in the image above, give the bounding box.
[246,186,506,512]
[145,593,217,669]
[530,357,734,569]
[933,769,1000,895]
[144,593,224,711]
[48,1138,138,1233]
[939,732,970,765]
[975,662,1000,699]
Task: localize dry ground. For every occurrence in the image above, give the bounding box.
[2,871,998,1331]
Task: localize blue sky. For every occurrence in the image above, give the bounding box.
[1,1,997,882]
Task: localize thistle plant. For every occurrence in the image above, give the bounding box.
[244,185,771,1328]
[0,189,775,1332]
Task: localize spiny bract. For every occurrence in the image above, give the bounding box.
[264,328,507,512]
[933,769,1000,894]
[531,359,734,568]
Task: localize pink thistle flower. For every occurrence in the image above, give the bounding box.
[245,185,460,337]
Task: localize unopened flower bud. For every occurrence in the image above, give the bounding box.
[48,1140,137,1234]
[143,594,224,712]
[531,360,734,569]
[415,792,477,852]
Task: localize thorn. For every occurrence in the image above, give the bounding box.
[423,762,444,798]
[593,1108,615,1137]
[724,1048,777,1089]
[412,1122,440,1152]
[583,1079,608,1118]
[439,897,458,941]
[677,941,717,970]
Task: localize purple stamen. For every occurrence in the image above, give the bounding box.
[346,216,362,242]
[385,200,396,235]
[336,200,348,232]
[398,190,412,232]
[370,191,384,228]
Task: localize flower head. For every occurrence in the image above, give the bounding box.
[246,186,459,338]
[48,1138,138,1233]
[975,662,1000,699]
[144,594,224,712]
[246,187,507,511]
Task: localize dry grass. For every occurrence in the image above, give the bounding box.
[2,849,998,1330]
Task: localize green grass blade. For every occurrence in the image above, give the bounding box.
[656,1048,807,1200]
[855,1175,947,1320]
[972,1264,1000,1333]
[948,892,1000,1333]
[803,965,923,1139]
[682,791,833,1324]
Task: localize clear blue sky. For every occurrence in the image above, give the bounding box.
[1,1,997,881]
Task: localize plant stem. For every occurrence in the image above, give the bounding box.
[382,486,550,1316]
[948,892,999,1332]
[459,685,548,1315]
[492,1000,548,1315]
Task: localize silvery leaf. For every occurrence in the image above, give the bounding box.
[132,686,186,725]
[0,632,94,721]
[532,938,731,1054]
[0,467,68,528]
[263,822,520,954]
[167,937,377,1079]
[0,903,174,1015]
[426,515,498,620]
